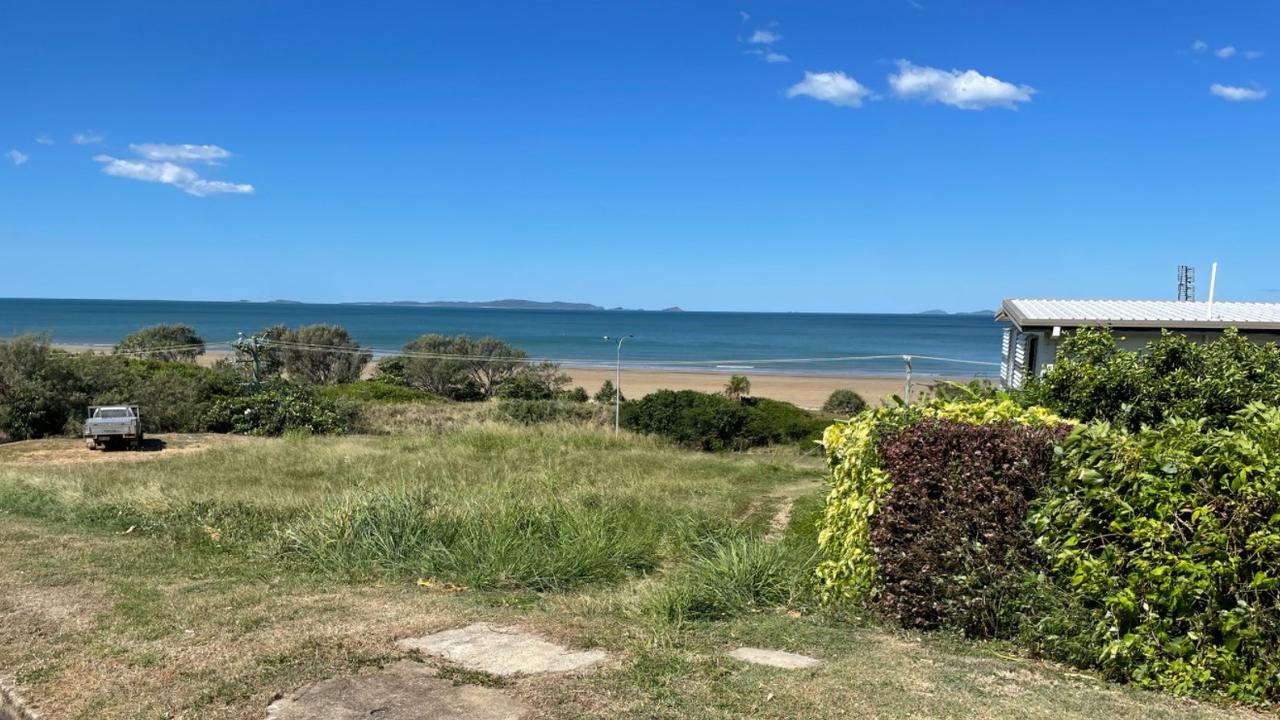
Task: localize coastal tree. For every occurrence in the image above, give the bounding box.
[113,323,205,362]
[250,323,291,378]
[0,334,80,440]
[594,379,623,404]
[723,375,751,403]
[399,334,527,400]
[495,362,571,400]
[279,324,371,384]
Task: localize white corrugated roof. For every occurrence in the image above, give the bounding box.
[997,298,1280,330]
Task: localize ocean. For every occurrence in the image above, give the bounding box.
[0,298,1006,378]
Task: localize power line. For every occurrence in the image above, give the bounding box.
[249,337,1000,369]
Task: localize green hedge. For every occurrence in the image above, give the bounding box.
[1028,404,1280,702]
[1019,327,1280,430]
[815,398,1063,604]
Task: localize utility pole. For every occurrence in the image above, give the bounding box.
[233,332,265,389]
[902,355,913,404]
[603,335,633,434]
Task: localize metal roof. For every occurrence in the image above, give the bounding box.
[997,298,1280,330]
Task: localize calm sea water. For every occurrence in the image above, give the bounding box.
[0,298,1006,377]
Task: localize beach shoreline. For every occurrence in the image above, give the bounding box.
[54,344,968,407]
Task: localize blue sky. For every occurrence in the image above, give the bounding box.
[2,1,1276,312]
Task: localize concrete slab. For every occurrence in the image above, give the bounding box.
[265,661,527,720]
[727,646,822,669]
[396,623,609,677]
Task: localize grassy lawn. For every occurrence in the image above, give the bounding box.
[0,423,1265,719]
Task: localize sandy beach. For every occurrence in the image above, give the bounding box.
[565,367,943,408]
[56,345,959,408]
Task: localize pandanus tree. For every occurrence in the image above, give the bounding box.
[724,375,751,403]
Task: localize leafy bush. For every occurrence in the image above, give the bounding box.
[1028,404,1280,702]
[594,379,624,404]
[0,335,80,440]
[71,354,242,433]
[277,324,371,384]
[929,379,998,402]
[0,336,244,439]
[317,380,439,405]
[494,362,571,400]
[565,386,589,403]
[396,334,528,400]
[742,396,831,444]
[205,382,351,435]
[822,389,868,416]
[622,390,831,451]
[873,418,1067,636]
[496,399,604,426]
[1020,327,1280,430]
[114,323,206,362]
[816,398,1063,603]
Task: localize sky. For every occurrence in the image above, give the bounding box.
[1,1,1277,313]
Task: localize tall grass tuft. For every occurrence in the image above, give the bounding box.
[277,483,665,590]
[648,535,817,623]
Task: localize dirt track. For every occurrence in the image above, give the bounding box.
[0,433,250,467]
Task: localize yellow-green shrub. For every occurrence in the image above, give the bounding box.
[815,398,1064,603]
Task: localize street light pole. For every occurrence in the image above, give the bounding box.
[603,335,633,433]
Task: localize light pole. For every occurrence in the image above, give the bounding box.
[603,335,633,433]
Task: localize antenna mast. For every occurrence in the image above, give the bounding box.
[1177,265,1196,302]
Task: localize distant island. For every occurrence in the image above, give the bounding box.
[339,299,685,312]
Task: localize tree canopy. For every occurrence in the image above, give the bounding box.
[113,324,205,362]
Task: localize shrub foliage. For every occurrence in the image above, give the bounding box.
[1028,405,1280,702]
[396,334,528,400]
[278,324,371,384]
[815,398,1063,604]
[113,323,206,362]
[205,382,351,436]
[873,418,1066,636]
[1020,327,1280,430]
[621,389,828,451]
[822,388,868,416]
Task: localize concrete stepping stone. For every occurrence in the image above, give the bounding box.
[396,623,609,677]
[727,646,821,669]
[266,660,527,720]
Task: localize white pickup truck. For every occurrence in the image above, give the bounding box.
[84,405,143,450]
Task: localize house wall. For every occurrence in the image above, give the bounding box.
[1001,327,1280,388]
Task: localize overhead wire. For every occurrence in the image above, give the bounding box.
[245,337,1001,369]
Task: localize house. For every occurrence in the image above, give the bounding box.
[995,298,1280,388]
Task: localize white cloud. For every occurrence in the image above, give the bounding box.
[765,51,790,63]
[1245,50,1264,60]
[34,134,54,145]
[739,11,750,22]
[749,29,780,45]
[888,60,1034,110]
[1216,45,1237,59]
[71,131,105,144]
[1191,40,1208,53]
[785,71,873,108]
[129,143,231,163]
[1209,83,1267,101]
[6,150,28,166]
[94,154,254,196]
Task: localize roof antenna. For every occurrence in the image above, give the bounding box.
[1205,262,1218,320]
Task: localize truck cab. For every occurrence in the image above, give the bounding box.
[84,405,143,450]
